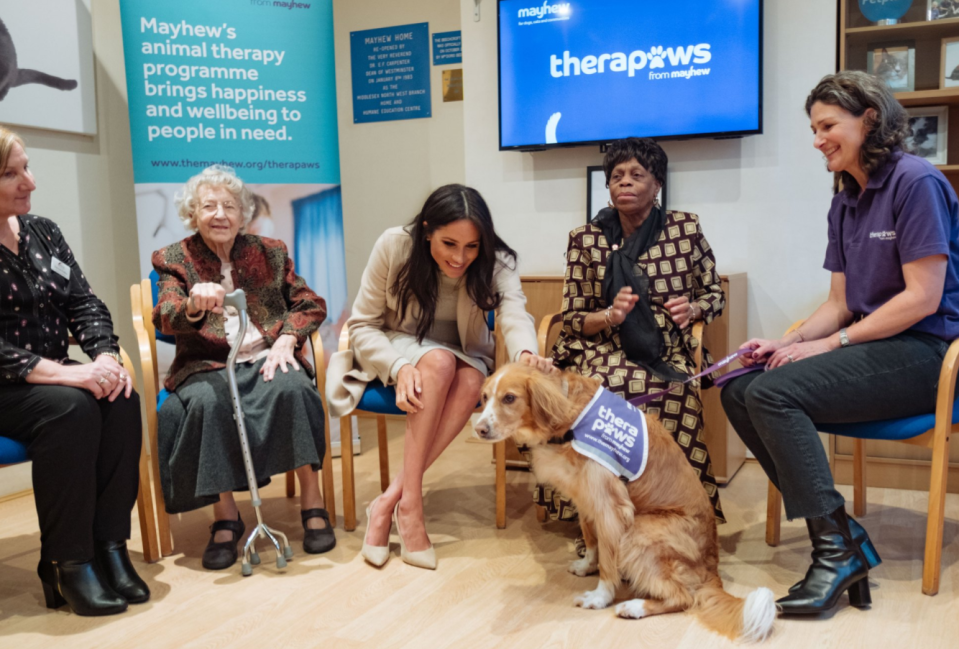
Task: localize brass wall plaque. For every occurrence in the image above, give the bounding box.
[442,69,463,102]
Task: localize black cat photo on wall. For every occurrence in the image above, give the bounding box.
[906,107,949,166]
[0,3,96,135]
[866,43,915,93]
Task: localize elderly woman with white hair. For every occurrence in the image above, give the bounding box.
[152,165,334,570]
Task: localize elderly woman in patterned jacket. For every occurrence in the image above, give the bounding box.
[0,126,148,616]
[152,165,333,570]
[541,137,727,524]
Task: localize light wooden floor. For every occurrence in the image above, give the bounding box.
[1,419,958,649]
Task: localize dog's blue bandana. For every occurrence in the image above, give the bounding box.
[569,386,648,482]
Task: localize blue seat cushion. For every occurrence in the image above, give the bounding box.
[817,399,959,441]
[356,380,404,416]
[0,436,28,464]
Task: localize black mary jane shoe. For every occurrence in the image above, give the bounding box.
[37,559,128,616]
[777,506,871,615]
[787,515,881,594]
[301,508,336,554]
[202,514,246,570]
[95,540,150,604]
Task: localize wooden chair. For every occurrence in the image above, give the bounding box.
[0,343,161,564]
[501,312,705,528]
[764,321,957,595]
[130,278,335,558]
[338,313,500,532]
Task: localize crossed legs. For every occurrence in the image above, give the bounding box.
[365,350,485,552]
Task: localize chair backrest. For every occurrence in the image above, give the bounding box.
[148,269,177,345]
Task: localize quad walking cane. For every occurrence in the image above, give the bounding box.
[223,289,294,576]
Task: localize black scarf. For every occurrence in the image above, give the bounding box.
[594,207,687,383]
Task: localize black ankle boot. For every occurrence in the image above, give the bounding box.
[95,541,150,604]
[778,506,871,615]
[787,515,881,593]
[37,559,128,616]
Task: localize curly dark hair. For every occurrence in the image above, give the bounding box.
[391,184,517,343]
[602,137,667,187]
[805,71,911,194]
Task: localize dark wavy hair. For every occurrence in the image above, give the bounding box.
[391,184,517,343]
[805,70,911,194]
[602,137,667,187]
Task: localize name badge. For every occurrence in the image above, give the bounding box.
[51,257,71,280]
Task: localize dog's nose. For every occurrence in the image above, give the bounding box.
[474,421,490,439]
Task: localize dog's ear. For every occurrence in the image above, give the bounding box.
[527,371,569,433]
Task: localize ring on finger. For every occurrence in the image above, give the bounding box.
[787,354,795,362]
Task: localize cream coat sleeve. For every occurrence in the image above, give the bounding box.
[493,255,538,361]
[346,230,410,384]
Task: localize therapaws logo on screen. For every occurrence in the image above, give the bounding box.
[550,44,712,79]
[517,1,572,24]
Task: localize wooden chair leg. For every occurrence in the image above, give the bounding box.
[285,470,296,498]
[495,440,506,529]
[853,438,867,517]
[766,481,782,547]
[341,416,357,531]
[377,415,390,492]
[322,408,336,525]
[922,430,950,595]
[135,438,160,563]
[149,427,174,557]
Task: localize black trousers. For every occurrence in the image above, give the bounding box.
[0,384,142,561]
[720,331,948,520]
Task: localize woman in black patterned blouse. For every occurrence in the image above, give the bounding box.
[541,137,726,523]
[0,127,147,616]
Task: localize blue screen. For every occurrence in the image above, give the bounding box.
[498,0,762,149]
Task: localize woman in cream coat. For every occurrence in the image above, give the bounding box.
[328,184,550,569]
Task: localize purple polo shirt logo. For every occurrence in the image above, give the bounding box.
[570,387,648,482]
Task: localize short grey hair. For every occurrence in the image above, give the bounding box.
[175,165,255,231]
[805,71,911,194]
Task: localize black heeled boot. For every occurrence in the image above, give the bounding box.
[788,515,881,593]
[37,559,128,616]
[95,541,151,604]
[777,506,871,615]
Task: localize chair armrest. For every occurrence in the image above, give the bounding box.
[311,330,326,397]
[537,312,564,358]
[338,324,350,353]
[934,337,959,429]
[784,320,806,336]
[691,321,704,375]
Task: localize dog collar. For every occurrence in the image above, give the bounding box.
[548,430,575,445]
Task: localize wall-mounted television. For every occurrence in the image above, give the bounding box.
[498,0,763,151]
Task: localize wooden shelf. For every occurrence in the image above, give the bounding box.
[845,17,959,41]
[936,165,959,173]
[895,88,959,107]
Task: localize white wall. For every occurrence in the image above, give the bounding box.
[459,0,838,341]
[0,0,141,497]
[333,0,465,299]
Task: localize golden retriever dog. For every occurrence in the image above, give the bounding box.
[474,363,775,642]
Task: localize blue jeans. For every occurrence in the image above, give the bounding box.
[720,331,949,520]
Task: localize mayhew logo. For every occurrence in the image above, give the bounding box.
[518,1,571,20]
[550,44,712,78]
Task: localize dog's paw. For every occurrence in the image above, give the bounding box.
[615,599,647,619]
[574,588,613,610]
[568,549,599,577]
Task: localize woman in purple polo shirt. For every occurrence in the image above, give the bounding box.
[721,70,959,616]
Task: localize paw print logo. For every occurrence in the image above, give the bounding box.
[648,46,666,70]
[603,422,617,436]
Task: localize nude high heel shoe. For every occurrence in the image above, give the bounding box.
[393,502,437,570]
[360,496,391,567]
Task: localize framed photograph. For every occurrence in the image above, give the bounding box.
[865,42,915,92]
[586,166,667,224]
[906,106,948,165]
[929,0,959,20]
[941,36,959,89]
[0,2,97,135]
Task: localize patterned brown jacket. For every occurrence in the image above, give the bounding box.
[152,233,327,391]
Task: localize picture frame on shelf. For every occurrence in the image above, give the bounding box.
[941,36,959,88]
[928,0,959,21]
[906,106,948,166]
[865,42,915,92]
[586,166,667,224]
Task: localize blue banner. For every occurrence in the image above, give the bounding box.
[350,22,432,123]
[432,31,462,65]
[119,0,340,184]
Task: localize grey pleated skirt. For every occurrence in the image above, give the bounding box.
[157,357,325,514]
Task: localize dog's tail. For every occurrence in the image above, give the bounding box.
[692,582,776,642]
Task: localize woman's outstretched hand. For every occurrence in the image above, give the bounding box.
[520,351,558,375]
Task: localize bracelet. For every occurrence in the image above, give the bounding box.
[795,327,805,342]
[604,306,612,328]
[96,351,124,367]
